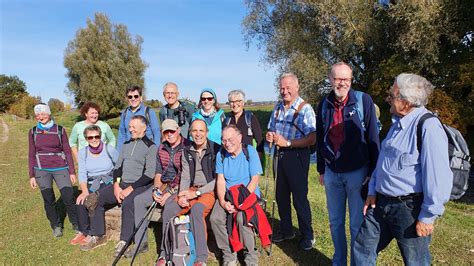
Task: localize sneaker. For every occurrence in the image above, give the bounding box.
[193,262,207,266]
[271,230,295,243]
[53,226,63,238]
[124,242,149,258]
[299,238,316,251]
[113,240,128,258]
[155,257,166,266]
[80,235,107,251]
[70,232,87,245]
[223,260,237,266]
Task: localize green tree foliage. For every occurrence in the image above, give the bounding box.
[145,99,162,109]
[243,0,473,136]
[0,75,27,113]
[64,12,148,118]
[47,98,65,114]
[8,94,40,119]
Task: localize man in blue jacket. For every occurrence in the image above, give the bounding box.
[117,86,160,151]
[316,62,380,266]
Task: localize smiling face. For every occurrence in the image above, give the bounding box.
[163,127,181,146]
[163,84,179,106]
[129,118,147,139]
[85,107,99,124]
[35,112,51,124]
[200,92,215,113]
[222,127,242,156]
[85,129,101,148]
[279,76,299,105]
[127,90,143,109]
[229,94,244,115]
[330,64,353,101]
[387,82,411,117]
[190,120,208,148]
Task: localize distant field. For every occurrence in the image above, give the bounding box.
[0,110,473,265]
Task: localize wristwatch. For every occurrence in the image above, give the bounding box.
[286,140,291,147]
[195,190,201,197]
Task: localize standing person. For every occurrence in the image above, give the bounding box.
[210,125,269,266]
[316,62,380,265]
[192,88,225,144]
[80,116,157,256]
[224,89,264,157]
[265,73,317,250]
[158,82,196,139]
[69,102,116,162]
[353,73,453,266]
[156,119,219,266]
[117,86,160,151]
[70,125,118,247]
[126,119,191,258]
[28,103,78,237]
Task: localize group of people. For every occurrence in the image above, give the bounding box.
[28,62,453,266]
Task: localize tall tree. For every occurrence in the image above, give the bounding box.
[0,75,27,112]
[64,12,148,117]
[47,98,65,114]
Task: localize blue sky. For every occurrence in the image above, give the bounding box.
[0,0,278,105]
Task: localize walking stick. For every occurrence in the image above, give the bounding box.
[112,201,158,266]
[263,142,273,212]
[269,144,279,256]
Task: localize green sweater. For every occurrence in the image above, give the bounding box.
[68,120,116,151]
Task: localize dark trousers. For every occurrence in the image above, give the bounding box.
[77,183,111,235]
[275,148,313,240]
[34,169,78,229]
[89,182,151,241]
[353,193,431,266]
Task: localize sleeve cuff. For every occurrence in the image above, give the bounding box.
[418,210,437,224]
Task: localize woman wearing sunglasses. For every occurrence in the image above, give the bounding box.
[191,88,226,144]
[68,102,116,163]
[70,125,119,249]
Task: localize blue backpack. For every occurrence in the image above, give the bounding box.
[163,215,196,266]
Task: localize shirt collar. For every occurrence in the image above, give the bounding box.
[279,96,304,111]
[391,106,426,130]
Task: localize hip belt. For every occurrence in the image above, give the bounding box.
[377,192,423,201]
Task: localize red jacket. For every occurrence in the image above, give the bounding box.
[225,184,272,252]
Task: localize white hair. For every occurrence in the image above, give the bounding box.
[395,73,434,107]
[227,90,245,101]
[279,72,299,86]
[162,82,178,91]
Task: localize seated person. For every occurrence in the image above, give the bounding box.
[156,119,220,266]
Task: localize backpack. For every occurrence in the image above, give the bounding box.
[417,113,471,200]
[32,125,63,148]
[275,101,316,153]
[120,106,152,137]
[162,215,196,266]
[84,144,115,166]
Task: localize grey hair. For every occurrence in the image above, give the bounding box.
[83,125,102,138]
[395,73,434,107]
[330,61,353,77]
[228,90,245,102]
[279,72,299,86]
[162,82,178,91]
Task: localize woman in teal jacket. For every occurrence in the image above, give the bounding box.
[192,88,225,144]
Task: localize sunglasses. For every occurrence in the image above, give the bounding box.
[127,95,140,99]
[86,135,101,141]
[163,129,177,135]
[201,97,214,102]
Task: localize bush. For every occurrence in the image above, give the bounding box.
[8,95,41,119]
[48,98,65,114]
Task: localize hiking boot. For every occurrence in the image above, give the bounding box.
[299,238,316,251]
[70,232,87,245]
[124,242,149,258]
[193,262,207,266]
[53,226,63,238]
[80,235,107,251]
[155,257,166,266]
[223,260,237,266]
[271,230,295,243]
[113,240,128,258]
[83,192,100,217]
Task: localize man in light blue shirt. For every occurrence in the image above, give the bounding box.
[353,73,453,266]
[117,86,160,151]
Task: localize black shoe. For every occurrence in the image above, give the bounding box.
[124,242,149,258]
[272,231,295,243]
[299,238,315,251]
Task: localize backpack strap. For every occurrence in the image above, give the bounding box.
[224,116,231,126]
[57,125,63,148]
[144,106,151,125]
[291,101,307,136]
[105,145,115,166]
[416,113,437,152]
[120,109,128,136]
[220,145,250,163]
[244,111,253,136]
[353,91,366,131]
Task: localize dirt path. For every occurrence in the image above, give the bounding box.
[0,118,9,143]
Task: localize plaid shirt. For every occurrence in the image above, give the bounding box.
[267,97,316,140]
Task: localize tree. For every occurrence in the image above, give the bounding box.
[145,99,162,109]
[9,94,40,119]
[243,0,473,139]
[48,98,65,114]
[0,75,27,112]
[64,12,148,117]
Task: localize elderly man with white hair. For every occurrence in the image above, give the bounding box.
[353,73,453,266]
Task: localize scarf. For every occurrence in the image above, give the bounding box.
[88,141,104,154]
[37,119,54,130]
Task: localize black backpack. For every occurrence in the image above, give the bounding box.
[417,113,471,200]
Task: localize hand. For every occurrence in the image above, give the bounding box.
[363,195,376,216]
[120,186,133,200]
[69,174,76,185]
[113,183,123,204]
[76,191,90,205]
[158,192,171,206]
[416,221,434,237]
[319,174,324,186]
[272,133,287,148]
[223,201,236,214]
[29,178,37,189]
[265,132,275,143]
[177,190,190,207]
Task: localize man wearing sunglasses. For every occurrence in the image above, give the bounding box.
[117,86,160,152]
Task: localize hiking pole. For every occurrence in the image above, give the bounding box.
[269,145,279,256]
[263,142,273,213]
[112,201,158,266]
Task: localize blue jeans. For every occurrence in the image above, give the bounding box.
[352,193,431,266]
[324,166,366,266]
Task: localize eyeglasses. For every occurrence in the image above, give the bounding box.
[229,100,243,104]
[387,93,402,101]
[127,95,140,99]
[86,135,101,141]
[164,92,177,95]
[201,97,214,102]
[334,78,352,84]
[163,130,176,135]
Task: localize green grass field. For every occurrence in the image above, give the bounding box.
[0,110,473,265]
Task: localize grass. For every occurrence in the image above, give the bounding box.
[0,110,473,265]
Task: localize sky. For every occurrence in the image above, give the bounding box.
[0,0,279,105]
